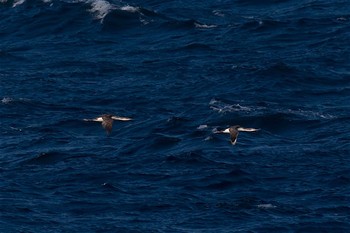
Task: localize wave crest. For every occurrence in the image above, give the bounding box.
[88,0,115,20]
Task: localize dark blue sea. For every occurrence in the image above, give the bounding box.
[1,0,350,232]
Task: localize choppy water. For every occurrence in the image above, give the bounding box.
[1,0,350,232]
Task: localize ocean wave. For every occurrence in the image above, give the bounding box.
[150,133,181,149]
[194,22,217,29]
[120,5,139,13]
[101,7,143,29]
[1,96,84,113]
[256,62,300,76]
[86,0,162,26]
[209,98,264,114]
[1,0,153,26]
[209,98,335,120]
[13,0,25,7]
[165,150,214,166]
[1,0,350,231]
[26,151,64,165]
[240,18,287,32]
[1,97,14,104]
[161,19,214,30]
[0,0,218,33]
[1,97,32,105]
[0,0,51,7]
[87,0,115,20]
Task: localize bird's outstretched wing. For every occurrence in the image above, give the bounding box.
[111,116,132,121]
[237,127,260,132]
[83,117,103,122]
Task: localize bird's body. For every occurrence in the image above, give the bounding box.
[84,114,132,135]
[216,125,259,145]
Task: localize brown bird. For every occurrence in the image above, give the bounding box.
[83,114,132,135]
[216,125,260,145]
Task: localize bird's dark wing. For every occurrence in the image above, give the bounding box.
[102,118,113,135]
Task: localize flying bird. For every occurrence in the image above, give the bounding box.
[216,125,260,145]
[83,114,132,135]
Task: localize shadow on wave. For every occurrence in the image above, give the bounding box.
[101,7,146,30]
[25,151,68,165]
[240,18,289,32]
[149,133,182,149]
[102,6,213,31]
[166,150,215,166]
[197,168,256,190]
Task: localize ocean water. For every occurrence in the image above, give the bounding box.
[1,0,350,232]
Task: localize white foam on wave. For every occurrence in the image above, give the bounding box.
[12,0,25,7]
[4,0,143,24]
[213,10,225,17]
[120,5,139,13]
[10,126,23,132]
[86,0,142,21]
[1,97,13,104]
[88,0,116,20]
[194,22,217,29]
[11,0,52,5]
[336,17,347,22]
[121,5,150,25]
[197,124,208,130]
[1,97,32,105]
[257,203,276,209]
[287,108,335,120]
[210,99,336,120]
[0,0,25,6]
[209,99,253,113]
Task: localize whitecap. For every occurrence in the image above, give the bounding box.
[120,5,139,13]
[140,18,151,25]
[1,97,13,104]
[88,0,116,20]
[336,17,347,21]
[197,125,208,130]
[257,203,276,209]
[194,22,217,29]
[242,16,256,20]
[209,98,220,105]
[213,10,225,17]
[1,97,32,105]
[286,108,335,120]
[209,99,253,113]
[13,0,25,7]
[10,126,22,132]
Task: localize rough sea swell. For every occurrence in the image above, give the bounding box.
[1,0,350,232]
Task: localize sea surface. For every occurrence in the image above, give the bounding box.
[1,0,350,232]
